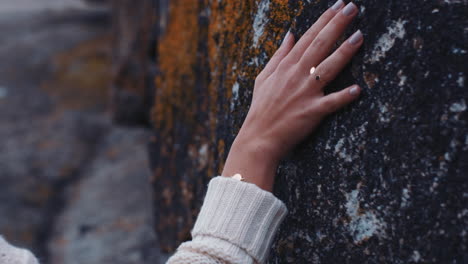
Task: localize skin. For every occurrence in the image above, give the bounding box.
[222,1,364,192]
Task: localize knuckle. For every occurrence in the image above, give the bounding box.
[282,74,296,88]
[316,65,331,85]
[311,36,326,49]
[283,70,300,87]
[276,59,293,73]
[301,29,316,44]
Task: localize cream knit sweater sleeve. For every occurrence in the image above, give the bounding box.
[167,176,288,264]
[0,236,39,264]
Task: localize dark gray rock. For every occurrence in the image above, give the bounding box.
[149,0,467,263]
[271,1,467,263]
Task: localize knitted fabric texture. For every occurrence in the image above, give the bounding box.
[0,236,39,264]
[167,176,288,264]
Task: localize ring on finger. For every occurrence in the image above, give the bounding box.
[309,66,323,82]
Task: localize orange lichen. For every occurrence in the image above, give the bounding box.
[217,139,226,174]
[150,3,211,248]
[152,1,200,129]
[259,0,299,59]
[207,0,255,176]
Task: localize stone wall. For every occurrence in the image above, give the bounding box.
[148,0,467,262]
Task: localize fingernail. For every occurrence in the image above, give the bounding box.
[331,0,344,11]
[282,30,291,45]
[342,2,357,16]
[348,30,363,45]
[349,85,360,95]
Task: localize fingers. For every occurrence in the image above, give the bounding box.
[286,0,345,64]
[257,31,295,83]
[299,2,359,70]
[318,85,361,114]
[310,30,363,88]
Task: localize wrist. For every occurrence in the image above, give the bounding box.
[222,134,280,192]
[235,131,282,162]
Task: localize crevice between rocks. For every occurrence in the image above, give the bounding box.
[33,116,111,263]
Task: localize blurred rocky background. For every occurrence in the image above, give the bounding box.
[0,0,166,263]
[1,0,467,264]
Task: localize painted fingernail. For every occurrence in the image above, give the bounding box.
[342,2,357,16]
[349,85,360,95]
[281,30,291,45]
[348,30,363,45]
[331,0,344,11]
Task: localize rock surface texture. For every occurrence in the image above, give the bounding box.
[0,1,167,263]
[48,127,166,264]
[111,0,158,125]
[150,0,467,263]
[0,3,111,257]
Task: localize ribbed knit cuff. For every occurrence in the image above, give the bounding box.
[192,176,288,264]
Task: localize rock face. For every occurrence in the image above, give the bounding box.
[111,0,158,125]
[0,2,168,263]
[150,0,467,263]
[48,127,167,264]
[0,6,111,257]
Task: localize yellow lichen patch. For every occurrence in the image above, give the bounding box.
[41,35,112,110]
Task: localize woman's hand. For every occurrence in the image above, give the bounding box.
[222,1,363,192]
